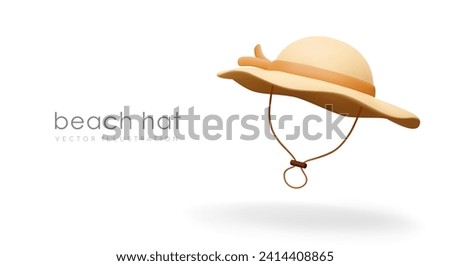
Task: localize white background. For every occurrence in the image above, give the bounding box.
[1,1,449,265]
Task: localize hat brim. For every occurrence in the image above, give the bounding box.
[218,67,420,129]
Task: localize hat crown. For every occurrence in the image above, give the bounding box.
[277,37,374,85]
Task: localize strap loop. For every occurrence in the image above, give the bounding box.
[283,166,308,189]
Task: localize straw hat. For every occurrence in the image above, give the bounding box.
[218,37,420,128]
[218,37,420,189]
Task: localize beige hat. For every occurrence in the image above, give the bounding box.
[218,37,420,128]
[218,37,420,189]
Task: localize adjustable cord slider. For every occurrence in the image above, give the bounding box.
[290,160,307,169]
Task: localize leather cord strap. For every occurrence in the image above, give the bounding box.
[268,85,362,189]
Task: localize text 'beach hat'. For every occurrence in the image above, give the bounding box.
[218,36,420,189]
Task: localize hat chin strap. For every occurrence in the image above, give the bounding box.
[268,85,362,189]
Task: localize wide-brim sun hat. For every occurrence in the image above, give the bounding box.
[218,37,420,128]
[218,37,420,189]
